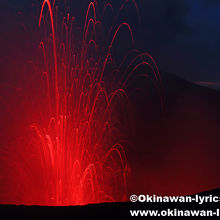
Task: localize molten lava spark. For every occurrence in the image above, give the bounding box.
[0,0,161,206]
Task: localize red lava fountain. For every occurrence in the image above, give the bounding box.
[0,0,161,206]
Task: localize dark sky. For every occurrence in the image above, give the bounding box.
[135,0,220,87]
[1,0,220,88]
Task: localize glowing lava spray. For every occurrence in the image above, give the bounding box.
[0,0,161,206]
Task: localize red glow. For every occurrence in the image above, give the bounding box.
[0,0,161,206]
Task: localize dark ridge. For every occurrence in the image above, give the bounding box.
[0,188,220,219]
[126,71,220,196]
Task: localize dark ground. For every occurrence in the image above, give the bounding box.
[1,188,220,219]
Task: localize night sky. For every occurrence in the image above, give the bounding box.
[0,0,220,88]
